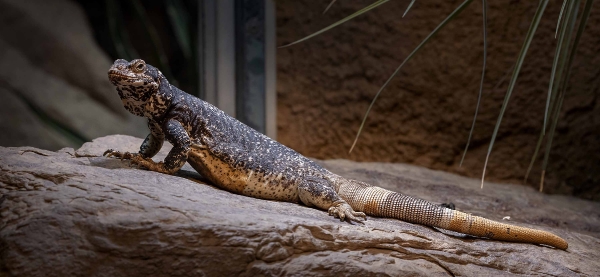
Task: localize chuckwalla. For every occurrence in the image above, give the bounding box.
[104,59,568,250]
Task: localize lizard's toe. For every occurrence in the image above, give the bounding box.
[130,156,174,174]
[103,149,135,160]
[130,155,151,167]
[350,211,367,221]
[328,202,367,224]
[103,149,119,157]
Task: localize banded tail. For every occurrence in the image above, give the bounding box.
[338,180,568,250]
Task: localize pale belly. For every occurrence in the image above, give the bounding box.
[187,147,300,202]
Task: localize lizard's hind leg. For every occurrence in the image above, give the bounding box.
[297,177,366,223]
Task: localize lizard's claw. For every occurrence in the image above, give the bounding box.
[328,201,367,224]
[130,154,150,166]
[130,155,173,174]
[103,149,136,160]
[104,150,173,174]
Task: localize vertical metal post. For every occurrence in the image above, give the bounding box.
[199,0,276,138]
[235,0,265,133]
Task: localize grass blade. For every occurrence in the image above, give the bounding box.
[460,0,487,167]
[323,0,337,14]
[492,62,515,91]
[540,0,591,191]
[568,0,594,66]
[403,0,417,18]
[543,0,573,136]
[350,0,475,153]
[526,0,579,184]
[166,0,192,59]
[556,0,568,38]
[480,0,549,189]
[540,89,565,192]
[280,0,390,48]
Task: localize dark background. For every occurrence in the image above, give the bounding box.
[0,0,598,200]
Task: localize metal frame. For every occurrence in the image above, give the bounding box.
[199,0,276,138]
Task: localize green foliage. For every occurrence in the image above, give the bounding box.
[526,0,594,191]
[483,0,549,188]
[403,0,417,18]
[348,0,475,154]
[280,0,390,48]
[460,0,487,168]
[284,0,595,190]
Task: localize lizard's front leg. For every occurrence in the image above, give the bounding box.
[104,120,165,160]
[298,177,366,223]
[130,119,191,175]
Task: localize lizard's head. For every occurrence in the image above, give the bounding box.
[108,59,164,116]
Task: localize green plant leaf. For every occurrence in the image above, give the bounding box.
[460,0,487,167]
[280,0,390,48]
[403,0,417,17]
[539,0,591,191]
[543,0,573,137]
[350,0,475,153]
[166,0,192,59]
[480,0,549,189]
[556,0,568,38]
[492,62,515,91]
[323,0,337,14]
[525,0,581,185]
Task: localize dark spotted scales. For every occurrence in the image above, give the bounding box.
[104,59,568,250]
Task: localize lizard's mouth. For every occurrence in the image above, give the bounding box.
[108,70,135,80]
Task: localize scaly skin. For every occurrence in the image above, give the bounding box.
[104,59,568,250]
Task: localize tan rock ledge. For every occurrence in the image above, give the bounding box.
[1,135,599,276]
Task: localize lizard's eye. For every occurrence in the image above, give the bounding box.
[133,61,146,73]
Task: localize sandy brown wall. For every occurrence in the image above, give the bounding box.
[276,1,600,199]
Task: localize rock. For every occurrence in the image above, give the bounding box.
[0,87,75,150]
[0,0,146,151]
[1,135,599,276]
[276,1,600,199]
[0,0,125,115]
[0,39,145,143]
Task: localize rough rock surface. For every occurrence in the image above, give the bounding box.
[1,135,599,276]
[276,1,600,199]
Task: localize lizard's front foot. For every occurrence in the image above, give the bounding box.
[328,201,367,224]
[103,149,138,160]
[130,155,176,175]
[104,149,176,174]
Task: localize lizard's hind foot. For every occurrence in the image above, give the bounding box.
[328,201,367,224]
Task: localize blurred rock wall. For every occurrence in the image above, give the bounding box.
[276,1,600,199]
[0,0,146,150]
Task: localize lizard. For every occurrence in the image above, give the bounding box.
[104,59,568,250]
